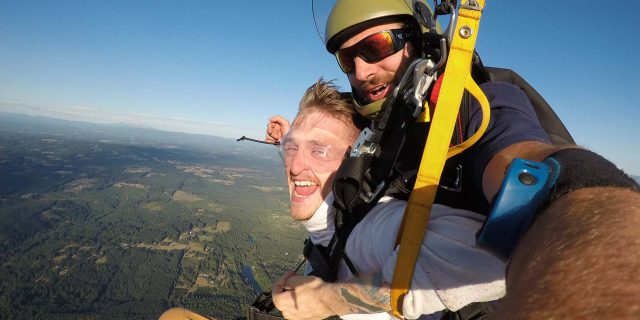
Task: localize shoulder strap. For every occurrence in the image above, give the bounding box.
[390,1,490,317]
[302,235,360,283]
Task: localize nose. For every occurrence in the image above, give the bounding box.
[353,56,376,82]
[288,150,310,175]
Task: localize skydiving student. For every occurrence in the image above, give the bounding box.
[271,79,505,319]
[159,79,505,320]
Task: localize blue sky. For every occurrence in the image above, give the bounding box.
[1,1,639,175]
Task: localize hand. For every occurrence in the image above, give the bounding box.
[266,115,290,144]
[271,273,337,320]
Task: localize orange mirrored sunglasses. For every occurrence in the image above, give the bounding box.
[335,28,415,73]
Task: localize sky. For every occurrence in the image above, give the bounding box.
[0,1,639,175]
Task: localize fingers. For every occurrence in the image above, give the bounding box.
[284,275,314,288]
[272,289,294,317]
[272,271,297,292]
[273,275,330,320]
[279,118,291,136]
[269,115,288,124]
[266,122,278,143]
[272,271,299,317]
[265,115,290,143]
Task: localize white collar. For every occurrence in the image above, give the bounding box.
[300,192,336,247]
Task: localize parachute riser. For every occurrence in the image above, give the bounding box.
[390,0,489,317]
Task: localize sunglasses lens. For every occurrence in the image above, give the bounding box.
[358,32,396,62]
[334,31,399,73]
[336,47,356,73]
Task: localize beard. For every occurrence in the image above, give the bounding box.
[355,71,397,104]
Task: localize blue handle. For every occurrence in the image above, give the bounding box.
[477,158,558,260]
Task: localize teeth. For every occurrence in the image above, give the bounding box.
[372,84,387,95]
[294,180,317,187]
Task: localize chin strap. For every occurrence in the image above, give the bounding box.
[390,0,490,317]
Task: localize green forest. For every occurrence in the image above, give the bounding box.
[0,113,307,319]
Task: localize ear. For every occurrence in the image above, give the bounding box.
[404,41,415,58]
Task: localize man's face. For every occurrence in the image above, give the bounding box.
[282,111,353,221]
[339,22,415,103]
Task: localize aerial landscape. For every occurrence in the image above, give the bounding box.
[2,111,640,320]
[0,112,306,319]
[1,1,639,319]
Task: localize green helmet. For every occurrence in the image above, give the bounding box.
[325,0,432,54]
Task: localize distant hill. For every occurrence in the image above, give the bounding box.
[633,175,640,185]
[0,111,279,162]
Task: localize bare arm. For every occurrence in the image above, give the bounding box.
[483,142,640,317]
[481,140,569,201]
[271,271,390,320]
[493,187,640,319]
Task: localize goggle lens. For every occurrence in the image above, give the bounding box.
[358,31,395,61]
[278,136,348,173]
[335,29,407,73]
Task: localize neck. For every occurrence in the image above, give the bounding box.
[301,193,335,246]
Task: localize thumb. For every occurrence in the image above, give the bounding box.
[284,275,322,289]
[273,271,297,292]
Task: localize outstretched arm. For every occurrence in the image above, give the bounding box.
[493,187,640,319]
[482,141,640,317]
[271,271,390,320]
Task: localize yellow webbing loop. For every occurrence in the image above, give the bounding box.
[390,1,489,317]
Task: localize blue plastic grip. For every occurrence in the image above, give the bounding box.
[477,158,557,260]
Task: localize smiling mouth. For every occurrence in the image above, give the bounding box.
[363,83,392,102]
[370,84,388,96]
[294,180,317,187]
[292,180,319,198]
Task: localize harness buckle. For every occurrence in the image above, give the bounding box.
[350,128,376,157]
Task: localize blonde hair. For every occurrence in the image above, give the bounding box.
[292,78,366,142]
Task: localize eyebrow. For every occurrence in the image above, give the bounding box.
[284,134,344,148]
[306,139,332,148]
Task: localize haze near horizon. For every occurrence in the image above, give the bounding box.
[1,0,638,175]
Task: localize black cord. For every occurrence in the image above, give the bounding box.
[293,259,305,273]
[237,136,280,146]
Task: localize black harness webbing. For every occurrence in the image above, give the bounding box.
[440,301,497,320]
[305,72,475,283]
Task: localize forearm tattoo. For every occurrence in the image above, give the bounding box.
[338,271,391,314]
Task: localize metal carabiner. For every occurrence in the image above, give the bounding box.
[409,59,437,118]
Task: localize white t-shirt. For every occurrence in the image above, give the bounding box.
[302,193,505,320]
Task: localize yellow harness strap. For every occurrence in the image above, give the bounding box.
[390,1,489,317]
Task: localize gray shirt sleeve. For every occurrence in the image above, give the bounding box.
[345,198,506,319]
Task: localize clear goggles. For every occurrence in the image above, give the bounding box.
[278,128,350,173]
